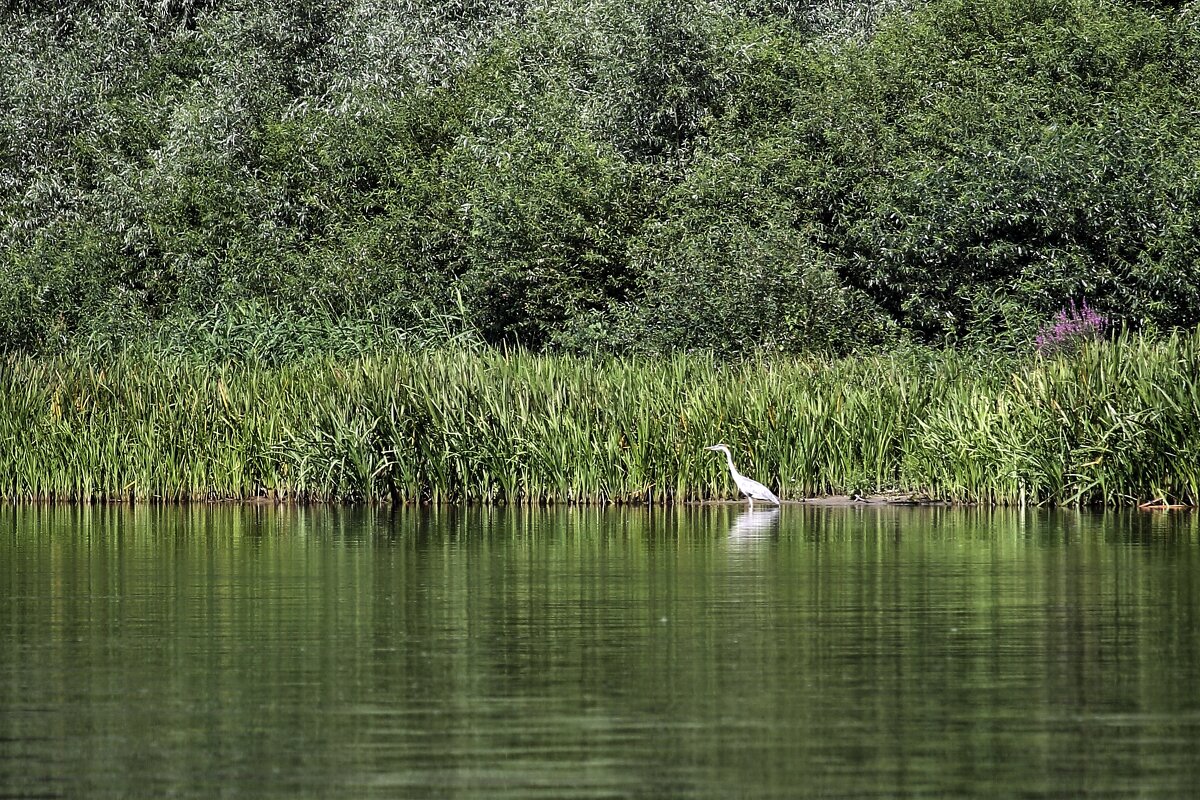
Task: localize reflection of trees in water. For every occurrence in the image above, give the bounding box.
[7,505,1200,796]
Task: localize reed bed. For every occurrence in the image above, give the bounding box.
[1,331,1198,506]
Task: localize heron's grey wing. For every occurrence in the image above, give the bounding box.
[738,476,779,504]
[757,481,780,504]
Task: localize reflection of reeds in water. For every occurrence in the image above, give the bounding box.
[0,332,1198,506]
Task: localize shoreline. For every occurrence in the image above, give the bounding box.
[2,494,1194,510]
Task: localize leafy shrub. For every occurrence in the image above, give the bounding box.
[3,0,1200,359]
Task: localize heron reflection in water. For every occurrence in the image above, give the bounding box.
[705,444,781,509]
[728,507,781,541]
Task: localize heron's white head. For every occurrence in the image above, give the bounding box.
[705,444,731,453]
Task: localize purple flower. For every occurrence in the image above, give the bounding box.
[1035,300,1107,356]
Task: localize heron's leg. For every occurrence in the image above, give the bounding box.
[748,496,754,510]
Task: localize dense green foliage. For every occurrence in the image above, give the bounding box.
[2,334,1197,505]
[3,0,1199,356]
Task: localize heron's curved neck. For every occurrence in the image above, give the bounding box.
[721,449,743,481]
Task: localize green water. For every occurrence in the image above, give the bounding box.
[2,506,1200,798]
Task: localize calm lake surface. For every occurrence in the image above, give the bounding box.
[3,505,1200,798]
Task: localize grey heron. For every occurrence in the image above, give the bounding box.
[705,444,781,508]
